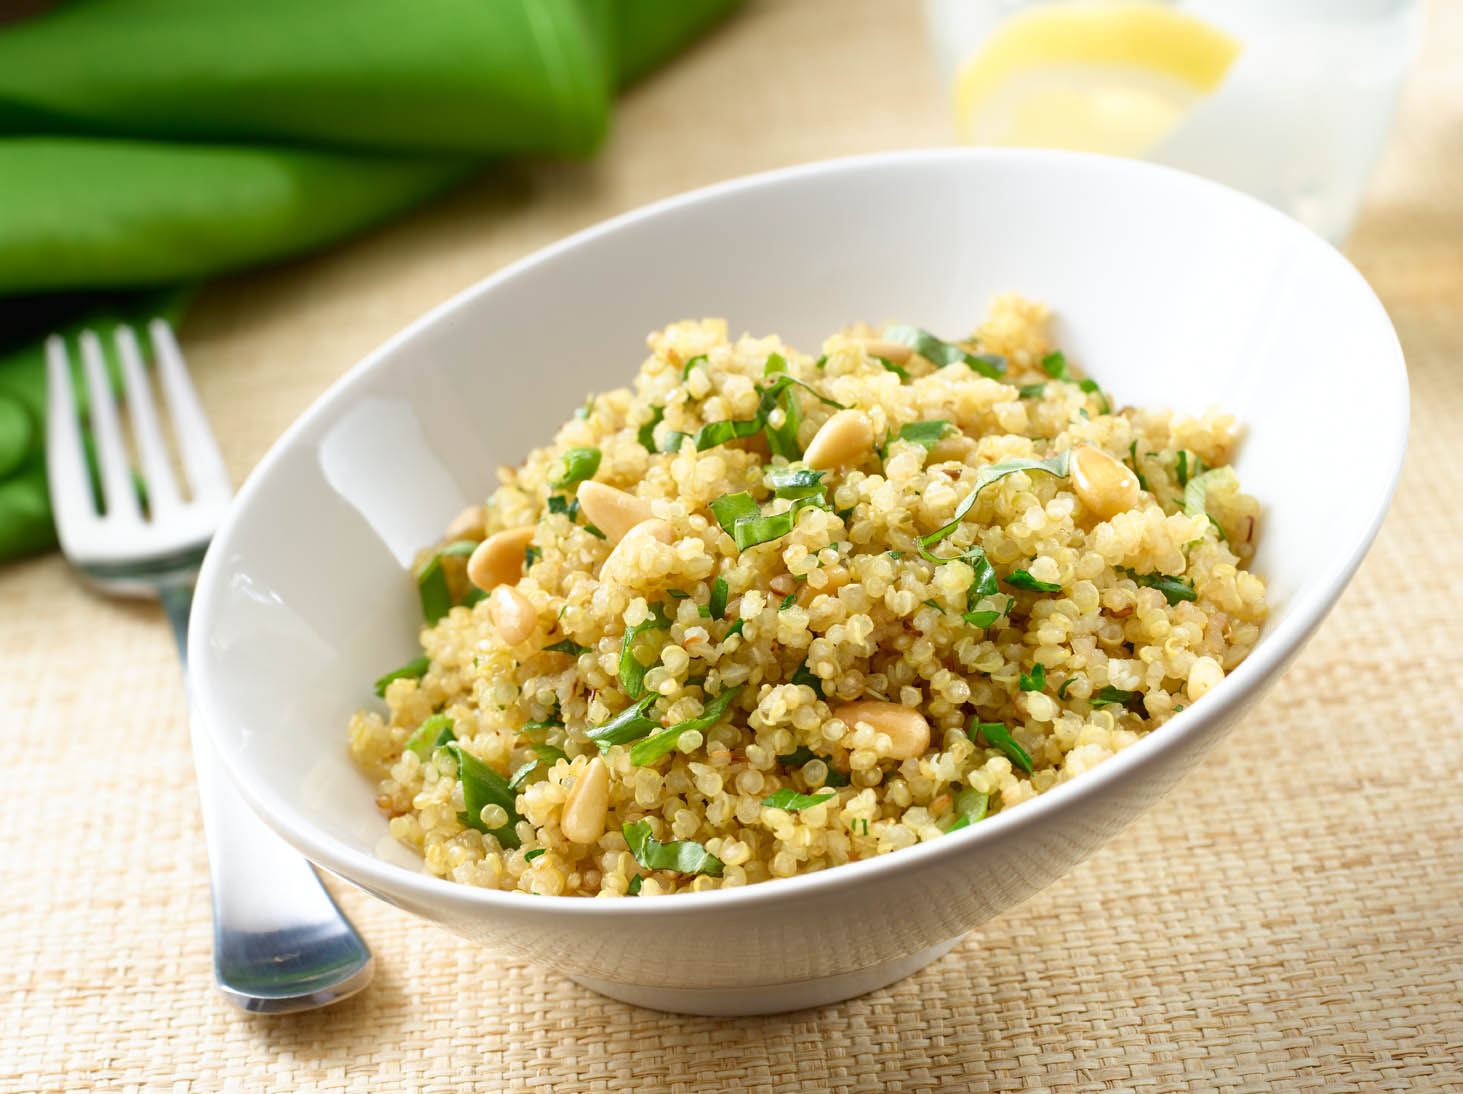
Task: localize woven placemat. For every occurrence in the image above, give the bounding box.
[3,2,1461,1090]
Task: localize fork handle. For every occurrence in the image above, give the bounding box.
[160,583,374,1013]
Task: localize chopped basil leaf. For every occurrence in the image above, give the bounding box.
[1183,466,1237,542]
[508,743,568,789]
[667,589,690,600]
[619,603,672,699]
[416,538,480,624]
[922,598,943,612]
[446,743,522,848]
[763,352,786,377]
[637,406,665,452]
[524,544,543,567]
[524,848,546,862]
[1173,704,1186,713]
[622,820,723,877]
[762,788,836,811]
[791,660,825,700]
[1079,378,1111,414]
[779,593,796,611]
[895,420,954,451]
[681,354,708,380]
[944,786,989,832]
[575,395,595,421]
[659,430,690,453]
[886,550,903,559]
[1041,351,1072,380]
[1018,383,1046,399]
[723,618,745,640]
[709,577,729,619]
[629,685,743,766]
[1176,450,1205,489]
[814,354,828,370]
[544,639,590,656]
[775,745,851,787]
[552,446,601,489]
[586,694,660,751]
[1121,567,1197,605]
[971,719,1033,773]
[962,609,1000,628]
[883,324,1005,378]
[405,713,456,760]
[709,491,759,534]
[1007,569,1061,593]
[374,653,429,697]
[547,494,578,519]
[1019,663,1046,692]
[920,451,1071,550]
[836,506,855,522]
[767,466,826,499]
[1128,442,1150,492]
[1091,685,1141,709]
[1057,678,1075,700]
[874,356,910,382]
[626,874,643,895]
[693,375,843,458]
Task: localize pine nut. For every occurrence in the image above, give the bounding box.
[577,481,653,544]
[445,504,486,542]
[833,700,930,760]
[859,338,913,364]
[561,757,610,844]
[601,518,674,582]
[804,409,875,470]
[489,584,537,644]
[466,526,536,591]
[1070,445,1141,520]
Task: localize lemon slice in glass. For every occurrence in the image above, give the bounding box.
[953,2,1241,157]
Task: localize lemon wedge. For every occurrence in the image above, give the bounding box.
[953,2,1241,157]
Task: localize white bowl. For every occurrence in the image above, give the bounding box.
[191,149,1406,1016]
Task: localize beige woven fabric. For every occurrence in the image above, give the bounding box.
[3,1,1460,1090]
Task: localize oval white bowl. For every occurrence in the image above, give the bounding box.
[190,149,1406,1015]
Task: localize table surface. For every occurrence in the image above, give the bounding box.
[4,2,1460,1091]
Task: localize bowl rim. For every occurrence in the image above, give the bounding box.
[191,146,1409,918]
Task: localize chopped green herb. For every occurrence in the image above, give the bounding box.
[963,609,1000,628]
[1007,569,1061,593]
[814,354,828,370]
[895,420,954,451]
[1173,704,1186,713]
[622,820,723,877]
[524,544,543,568]
[709,491,760,535]
[416,538,480,624]
[1019,663,1047,692]
[693,375,843,459]
[836,506,856,522]
[1121,567,1197,605]
[405,713,456,760]
[779,593,797,611]
[374,654,429,698]
[887,550,904,560]
[1128,442,1150,492]
[1080,379,1111,414]
[1176,450,1200,489]
[1018,382,1046,399]
[586,694,660,752]
[722,619,745,640]
[659,430,690,453]
[971,719,1033,773]
[630,686,743,766]
[922,598,944,612]
[508,744,568,789]
[883,324,1006,378]
[1091,685,1141,709]
[709,577,729,619]
[762,352,786,377]
[920,451,1071,550]
[575,395,595,421]
[762,788,836,811]
[547,494,578,519]
[775,745,850,787]
[791,660,825,700]
[445,743,521,848]
[766,466,826,499]
[1042,352,1109,412]
[637,406,665,452]
[1184,466,1237,542]
[681,354,708,380]
[712,491,831,552]
[626,874,643,895]
[544,639,590,656]
[944,786,990,832]
[619,603,672,699]
[667,589,690,600]
[552,447,601,489]
[873,356,910,382]
[524,848,546,862]
[1057,678,1075,700]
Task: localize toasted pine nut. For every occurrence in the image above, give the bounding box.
[489,584,537,644]
[445,504,486,541]
[601,518,674,582]
[1070,445,1141,520]
[804,409,875,470]
[467,526,536,591]
[577,481,653,544]
[561,757,610,844]
[860,338,913,364]
[834,700,930,761]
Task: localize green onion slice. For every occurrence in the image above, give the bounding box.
[944,786,990,832]
[586,694,660,751]
[709,577,729,620]
[405,713,456,760]
[415,538,479,624]
[552,447,601,489]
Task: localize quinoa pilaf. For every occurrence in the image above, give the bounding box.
[349,295,1266,897]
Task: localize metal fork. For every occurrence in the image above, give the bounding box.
[46,320,373,1013]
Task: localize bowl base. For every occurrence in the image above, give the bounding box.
[566,935,962,1015]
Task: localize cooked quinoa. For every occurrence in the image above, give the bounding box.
[349,294,1266,898]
